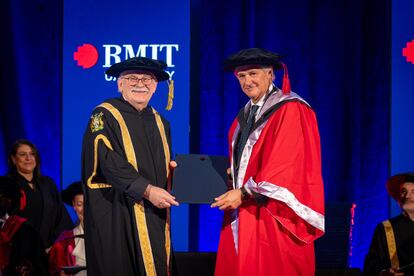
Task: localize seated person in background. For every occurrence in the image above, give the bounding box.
[7,139,73,251]
[49,181,86,276]
[0,176,49,276]
[363,173,414,276]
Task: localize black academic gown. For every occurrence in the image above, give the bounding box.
[8,173,73,249]
[82,97,173,276]
[363,214,414,275]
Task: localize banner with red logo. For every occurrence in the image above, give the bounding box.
[391,0,414,215]
[62,0,190,249]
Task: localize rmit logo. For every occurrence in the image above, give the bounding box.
[74,44,99,69]
[73,43,179,80]
[403,39,414,65]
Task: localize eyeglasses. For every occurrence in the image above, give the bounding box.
[121,76,154,85]
[16,152,35,158]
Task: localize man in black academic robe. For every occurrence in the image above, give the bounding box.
[363,173,414,275]
[81,57,178,276]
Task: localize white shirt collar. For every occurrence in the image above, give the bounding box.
[248,83,275,119]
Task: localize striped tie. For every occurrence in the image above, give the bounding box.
[235,105,259,169]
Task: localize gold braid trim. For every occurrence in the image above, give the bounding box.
[99,103,156,276]
[86,134,113,189]
[165,80,174,111]
[152,108,172,271]
[382,220,400,269]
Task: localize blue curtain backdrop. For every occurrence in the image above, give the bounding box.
[1,0,390,269]
[0,0,62,183]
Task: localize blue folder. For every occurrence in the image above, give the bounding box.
[172,154,229,204]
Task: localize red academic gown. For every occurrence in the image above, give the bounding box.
[215,89,325,276]
[49,230,76,275]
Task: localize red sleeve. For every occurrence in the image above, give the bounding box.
[49,230,76,275]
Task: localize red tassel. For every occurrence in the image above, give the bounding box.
[281,63,291,95]
[20,189,26,211]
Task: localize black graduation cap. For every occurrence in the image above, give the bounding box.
[223,48,291,94]
[386,172,414,202]
[172,154,229,204]
[62,181,83,206]
[223,48,283,71]
[105,56,170,81]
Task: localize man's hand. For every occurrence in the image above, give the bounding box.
[210,189,242,210]
[144,184,179,209]
[170,160,177,169]
[15,260,33,276]
[15,266,30,276]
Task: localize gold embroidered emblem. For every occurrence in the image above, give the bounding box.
[90,112,104,133]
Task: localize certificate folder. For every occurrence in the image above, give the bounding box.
[172,154,229,204]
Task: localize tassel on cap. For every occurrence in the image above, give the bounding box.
[280,62,291,95]
[166,79,174,111]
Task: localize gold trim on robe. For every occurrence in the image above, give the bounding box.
[152,108,172,271]
[87,134,113,189]
[382,220,400,269]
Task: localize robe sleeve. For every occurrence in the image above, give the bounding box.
[49,230,76,275]
[245,101,325,243]
[83,108,151,203]
[46,177,74,246]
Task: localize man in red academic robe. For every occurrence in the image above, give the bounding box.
[211,48,325,276]
[49,181,86,275]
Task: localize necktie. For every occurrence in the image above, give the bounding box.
[235,105,259,168]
